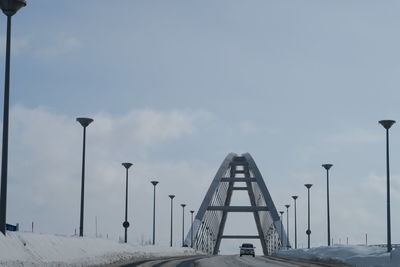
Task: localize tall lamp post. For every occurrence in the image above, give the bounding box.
[379,119,395,252]
[122,162,133,243]
[322,163,333,246]
[151,181,159,245]
[291,196,298,249]
[305,184,313,249]
[181,204,186,247]
[190,210,194,248]
[0,0,26,236]
[285,204,290,249]
[279,211,284,248]
[76,117,93,237]
[168,195,175,247]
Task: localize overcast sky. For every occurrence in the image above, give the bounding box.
[1,0,400,254]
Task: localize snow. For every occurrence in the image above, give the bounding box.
[276,245,400,267]
[0,232,198,266]
[2,232,400,267]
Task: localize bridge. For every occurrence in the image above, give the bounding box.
[183,153,288,255]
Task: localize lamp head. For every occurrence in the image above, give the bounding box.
[181,204,186,208]
[190,210,194,214]
[168,194,175,199]
[76,117,94,127]
[0,0,26,16]
[305,184,313,189]
[285,204,290,209]
[122,162,133,169]
[292,195,298,200]
[379,120,396,130]
[279,211,284,215]
[151,181,159,186]
[322,164,333,170]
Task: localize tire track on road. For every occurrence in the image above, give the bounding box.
[120,255,207,267]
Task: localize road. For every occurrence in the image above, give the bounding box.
[116,255,353,267]
[117,255,207,267]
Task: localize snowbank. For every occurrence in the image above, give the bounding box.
[0,232,198,266]
[276,245,400,267]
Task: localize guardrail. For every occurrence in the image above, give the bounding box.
[367,244,400,249]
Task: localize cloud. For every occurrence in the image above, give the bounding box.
[362,173,400,200]
[33,34,82,59]
[324,128,381,145]
[294,128,381,162]
[0,35,32,57]
[0,32,83,60]
[5,105,399,251]
[6,104,213,245]
[0,33,82,59]
[93,109,210,147]
[238,121,258,135]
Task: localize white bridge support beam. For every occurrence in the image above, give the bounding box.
[184,153,288,255]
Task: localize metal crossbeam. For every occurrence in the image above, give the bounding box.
[207,206,269,212]
[232,187,248,190]
[221,235,260,239]
[221,178,256,182]
[230,162,248,167]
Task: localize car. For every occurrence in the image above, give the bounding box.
[239,243,255,257]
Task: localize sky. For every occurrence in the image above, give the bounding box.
[1,0,400,255]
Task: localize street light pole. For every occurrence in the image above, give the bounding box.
[181,204,186,247]
[151,181,159,245]
[379,119,395,252]
[168,195,175,247]
[279,211,284,248]
[190,210,194,248]
[285,204,290,249]
[76,117,93,237]
[291,196,298,249]
[122,163,132,243]
[322,163,333,246]
[305,184,313,249]
[0,0,26,236]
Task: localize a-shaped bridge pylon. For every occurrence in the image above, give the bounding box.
[184,153,288,255]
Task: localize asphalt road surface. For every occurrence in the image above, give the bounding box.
[118,255,207,267]
[117,255,353,267]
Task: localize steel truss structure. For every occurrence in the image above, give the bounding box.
[184,153,288,255]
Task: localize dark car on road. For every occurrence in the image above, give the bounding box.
[239,243,255,257]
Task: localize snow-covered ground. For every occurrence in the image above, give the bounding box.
[0,232,198,266]
[2,232,400,267]
[276,245,400,267]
